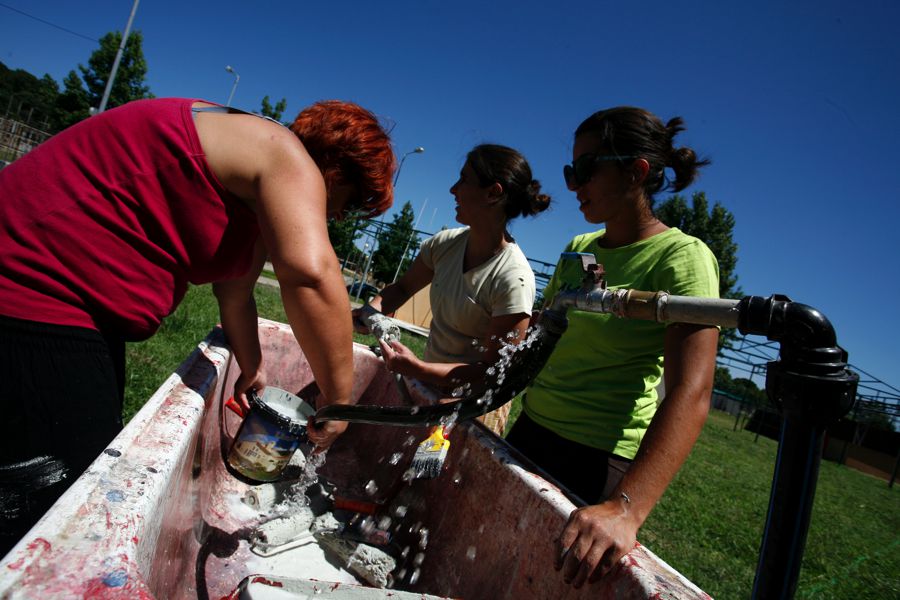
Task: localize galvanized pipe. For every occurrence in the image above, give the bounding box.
[549,287,741,328]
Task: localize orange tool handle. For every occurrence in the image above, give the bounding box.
[225,396,247,418]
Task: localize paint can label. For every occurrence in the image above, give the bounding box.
[227,409,301,482]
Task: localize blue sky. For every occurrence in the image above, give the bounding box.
[2,0,899,394]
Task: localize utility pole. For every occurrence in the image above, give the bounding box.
[97,0,140,114]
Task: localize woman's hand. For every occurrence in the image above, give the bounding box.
[234,369,267,413]
[306,417,349,450]
[556,498,639,588]
[378,339,422,378]
[350,306,371,334]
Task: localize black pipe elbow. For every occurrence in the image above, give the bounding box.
[737,295,836,347]
[738,295,848,374]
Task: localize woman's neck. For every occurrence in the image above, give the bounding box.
[464,221,510,271]
[599,209,668,249]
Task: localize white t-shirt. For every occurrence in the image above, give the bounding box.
[418,227,535,364]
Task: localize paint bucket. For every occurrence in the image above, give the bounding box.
[226,386,315,482]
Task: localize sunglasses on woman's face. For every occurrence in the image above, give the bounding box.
[562,153,636,189]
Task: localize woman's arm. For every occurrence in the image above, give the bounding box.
[379,312,530,388]
[556,323,719,588]
[212,239,269,409]
[197,110,354,448]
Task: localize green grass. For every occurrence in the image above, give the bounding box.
[640,410,899,599]
[125,284,899,598]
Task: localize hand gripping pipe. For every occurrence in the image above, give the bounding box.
[321,253,857,599]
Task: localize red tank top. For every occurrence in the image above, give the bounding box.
[0,98,259,340]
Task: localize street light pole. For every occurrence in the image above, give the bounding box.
[352,146,424,295]
[97,0,140,114]
[392,198,427,283]
[394,146,425,186]
[225,65,240,107]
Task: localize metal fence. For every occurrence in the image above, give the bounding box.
[0,116,51,162]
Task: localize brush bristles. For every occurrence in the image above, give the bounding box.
[411,444,449,479]
[412,453,447,479]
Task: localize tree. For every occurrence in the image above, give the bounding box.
[55,70,90,130]
[655,191,740,299]
[655,191,741,349]
[0,61,59,130]
[370,202,419,284]
[327,217,363,265]
[78,30,152,111]
[260,96,287,122]
[713,367,767,407]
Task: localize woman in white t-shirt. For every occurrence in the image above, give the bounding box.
[353,144,550,435]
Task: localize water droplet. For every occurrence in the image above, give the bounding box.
[365,480,378,495]
[401,546,410,559]
[394,505,408,518]
[402,468,416,482]
[360,517,375,534]
[378,516,392,530]
[466,546,477,560]
[409,567,421,585]
[389,452,402,465]
[403,435,416,447]
[452,472,462,485]
[413,552,425,566]
[397,568,408,580]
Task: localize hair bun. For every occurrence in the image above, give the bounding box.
[525,180,551,216]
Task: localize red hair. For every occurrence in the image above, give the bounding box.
[290,100,395,217]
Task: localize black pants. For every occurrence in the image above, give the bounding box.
[0,316,124,558]
[506,411,632,504]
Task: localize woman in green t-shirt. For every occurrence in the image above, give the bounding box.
[505,107,720,588]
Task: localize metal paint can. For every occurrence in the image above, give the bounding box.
[226,387,315,482]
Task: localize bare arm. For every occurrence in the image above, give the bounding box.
[197,109,354,447]
[212,239,269,409]
[379,312,530,388]
[556,323,719,588]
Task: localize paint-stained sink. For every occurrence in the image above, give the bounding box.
[0,318,710,599]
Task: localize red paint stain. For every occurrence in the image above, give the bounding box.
[7,537,52,570]
[249,575,284,588]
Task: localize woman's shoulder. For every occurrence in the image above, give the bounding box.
[568,229,606,252]
[427,227,469,246]
[653,228,715,258]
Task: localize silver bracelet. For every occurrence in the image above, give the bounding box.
[620,491,632,504]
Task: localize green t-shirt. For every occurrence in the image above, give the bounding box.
[524,227,720,459]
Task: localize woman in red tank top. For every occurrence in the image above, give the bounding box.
[0,98,395,555]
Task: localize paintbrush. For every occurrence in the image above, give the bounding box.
[409,426,450,479]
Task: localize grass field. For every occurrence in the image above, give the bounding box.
[125,283,899,599]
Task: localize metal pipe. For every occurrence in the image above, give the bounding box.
[549,287,741,328]
[97,0,140,114]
